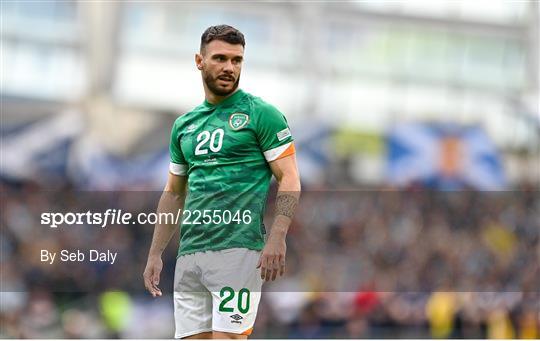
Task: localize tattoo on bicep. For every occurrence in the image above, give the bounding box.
[275,194,298,219]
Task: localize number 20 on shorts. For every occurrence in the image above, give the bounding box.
[219,287,250,314]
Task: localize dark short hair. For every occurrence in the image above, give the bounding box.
[200,25,245,53]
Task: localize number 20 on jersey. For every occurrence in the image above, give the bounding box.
[195,129,224,155]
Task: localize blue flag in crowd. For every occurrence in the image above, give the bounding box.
[386,123,506,190]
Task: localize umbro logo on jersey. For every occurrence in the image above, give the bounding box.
[186,124,197,133]
[230,314,243,324]
[229,113,249,130]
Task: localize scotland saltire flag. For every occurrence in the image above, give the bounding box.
[386,123,506,190]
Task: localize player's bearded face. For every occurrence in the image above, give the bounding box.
[202,67,240,97]
[199,41,243,97]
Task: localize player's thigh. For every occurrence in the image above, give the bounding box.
[203,248,263,336]
[174,255,213,339]
[212,331,248,339]
[182,331,213,339]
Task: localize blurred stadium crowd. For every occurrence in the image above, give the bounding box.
[1,179,538,338]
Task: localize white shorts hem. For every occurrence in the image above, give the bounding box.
[175,328,213,339]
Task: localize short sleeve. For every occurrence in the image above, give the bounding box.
[255,102,295,162]
[169,121,188,175]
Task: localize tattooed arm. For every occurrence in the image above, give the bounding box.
[257,153,301,281]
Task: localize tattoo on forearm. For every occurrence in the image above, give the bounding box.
[275,194,298,219]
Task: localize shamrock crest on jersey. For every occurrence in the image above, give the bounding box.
[229,113,249,130]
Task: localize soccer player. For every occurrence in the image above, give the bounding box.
[143,25,301,339]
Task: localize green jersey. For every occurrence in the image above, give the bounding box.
[169,89,295,256]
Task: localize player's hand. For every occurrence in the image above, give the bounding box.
[256,234,286,281]
[143,255,163,297]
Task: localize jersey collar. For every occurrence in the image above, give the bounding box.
[203,89,245,109]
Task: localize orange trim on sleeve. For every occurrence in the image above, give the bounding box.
[275,143,296,160]
[241,327,254,336]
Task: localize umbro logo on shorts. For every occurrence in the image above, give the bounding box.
[230,314,243,324]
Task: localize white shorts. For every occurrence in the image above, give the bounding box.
[173,248,263,339]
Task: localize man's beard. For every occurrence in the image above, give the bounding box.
[203,71,240,97]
